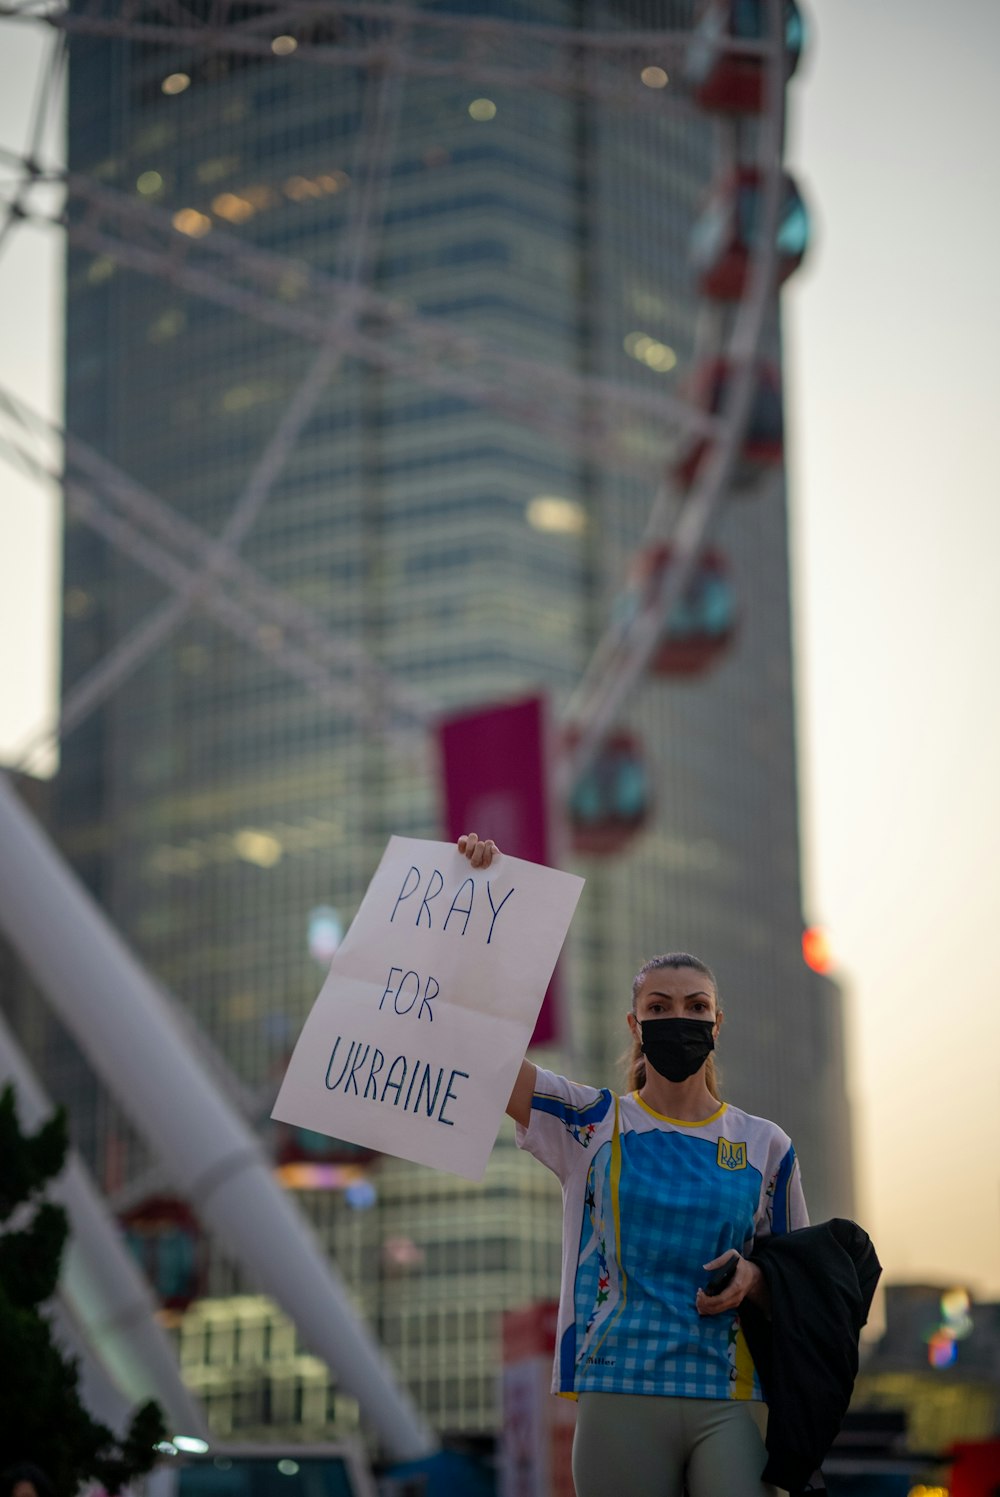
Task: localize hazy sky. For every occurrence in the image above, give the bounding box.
[1,2,998,1300]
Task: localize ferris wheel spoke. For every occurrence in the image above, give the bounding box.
[0,384,434,770]
[56,190,714,480]
[1,0,768,115]
[1,0,799,795]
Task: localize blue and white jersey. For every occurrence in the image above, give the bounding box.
[516,1068,808,1401]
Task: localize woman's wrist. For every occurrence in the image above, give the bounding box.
[744,1261,770,1314]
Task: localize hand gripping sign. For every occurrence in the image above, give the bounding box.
[272,837,585,1181]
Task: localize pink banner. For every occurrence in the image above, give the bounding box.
[438,695,564,1047]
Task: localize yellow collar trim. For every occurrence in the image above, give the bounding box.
[631,1092,727,1128]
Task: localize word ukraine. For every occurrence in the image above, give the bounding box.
[325,1034,469,1126]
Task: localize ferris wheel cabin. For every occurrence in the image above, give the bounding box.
[673,359,784,492]
[692,167,809,300]
[566,730,651,856]
[686,0,805,114]
[626,544,738,678]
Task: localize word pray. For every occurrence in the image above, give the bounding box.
[324,1034,469,1126]
[389,864,515,944]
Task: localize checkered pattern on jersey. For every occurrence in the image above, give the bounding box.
[573,1128,764,1399]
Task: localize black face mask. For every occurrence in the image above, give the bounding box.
[639,1017,715,1083]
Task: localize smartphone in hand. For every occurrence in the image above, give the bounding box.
[702,1254,739,1297]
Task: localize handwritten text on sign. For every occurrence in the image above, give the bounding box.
[272,837,584,1181]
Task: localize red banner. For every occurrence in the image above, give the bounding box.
[437,694,565,1047]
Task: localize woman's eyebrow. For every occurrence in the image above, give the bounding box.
[645,988,712,1001]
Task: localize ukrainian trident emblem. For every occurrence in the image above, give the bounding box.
[717,1138,747,1171]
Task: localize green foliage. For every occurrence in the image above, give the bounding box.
[0,1084,68,1222]
[0,1201,69,1309]
[0,1085,168,1494]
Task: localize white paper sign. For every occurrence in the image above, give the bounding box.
[272,837,584,1181]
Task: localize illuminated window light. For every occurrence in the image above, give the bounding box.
[148,309,186,344]
[64,587,94,619]
[468,98,497,121]
[212,191,255,223]
[345,1179,377,1211]
[86,256,116,286]
[172,208,212,238]
[284,174,324,201]
[173,1436,210,1454]
[220,381,279,413]
[241,183,278,210]
[644,342,677,372]
[233,828,283,868]
[623,330,677,373]
[271,34,298,55]
[277,268,308,301]
[277,1162,356,1189]
[161,73,190,96]
[926,1330,958,1369]
[382,1235,425,1273]
[940,1287,973,1340]
[802,925,834,974]
[196,155,240,184]
[136,170,163,196]
[527,495,587,536]
[940,1288,970,1320]
[308,906,343,965]
[640,66,669,88]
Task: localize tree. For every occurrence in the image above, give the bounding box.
[0,1083,167,1493]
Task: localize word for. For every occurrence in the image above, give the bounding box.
[324,1034,469,1127]
[379,967,438,1022]
[390,864,514,944]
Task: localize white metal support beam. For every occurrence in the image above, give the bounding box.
[0,769,437,1462]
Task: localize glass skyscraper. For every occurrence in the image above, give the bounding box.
[33,0,853,1447]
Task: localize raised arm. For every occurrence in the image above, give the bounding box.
[457,833,536,1127]
[506,1058,537,1128]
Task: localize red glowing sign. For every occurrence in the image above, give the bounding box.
[802,926,834,974]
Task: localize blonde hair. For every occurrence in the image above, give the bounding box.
[622,952,722,1100]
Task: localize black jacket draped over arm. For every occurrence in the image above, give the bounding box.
[740,1217,882,1496]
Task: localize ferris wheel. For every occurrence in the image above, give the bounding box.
[0,0,809,846]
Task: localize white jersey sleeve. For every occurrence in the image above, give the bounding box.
[514,1066,616,1185]
[755,1128,810,1239]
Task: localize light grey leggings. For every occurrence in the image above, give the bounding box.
[572,1391,785,1497]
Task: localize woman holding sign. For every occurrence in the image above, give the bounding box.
[459,833,808,1497]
